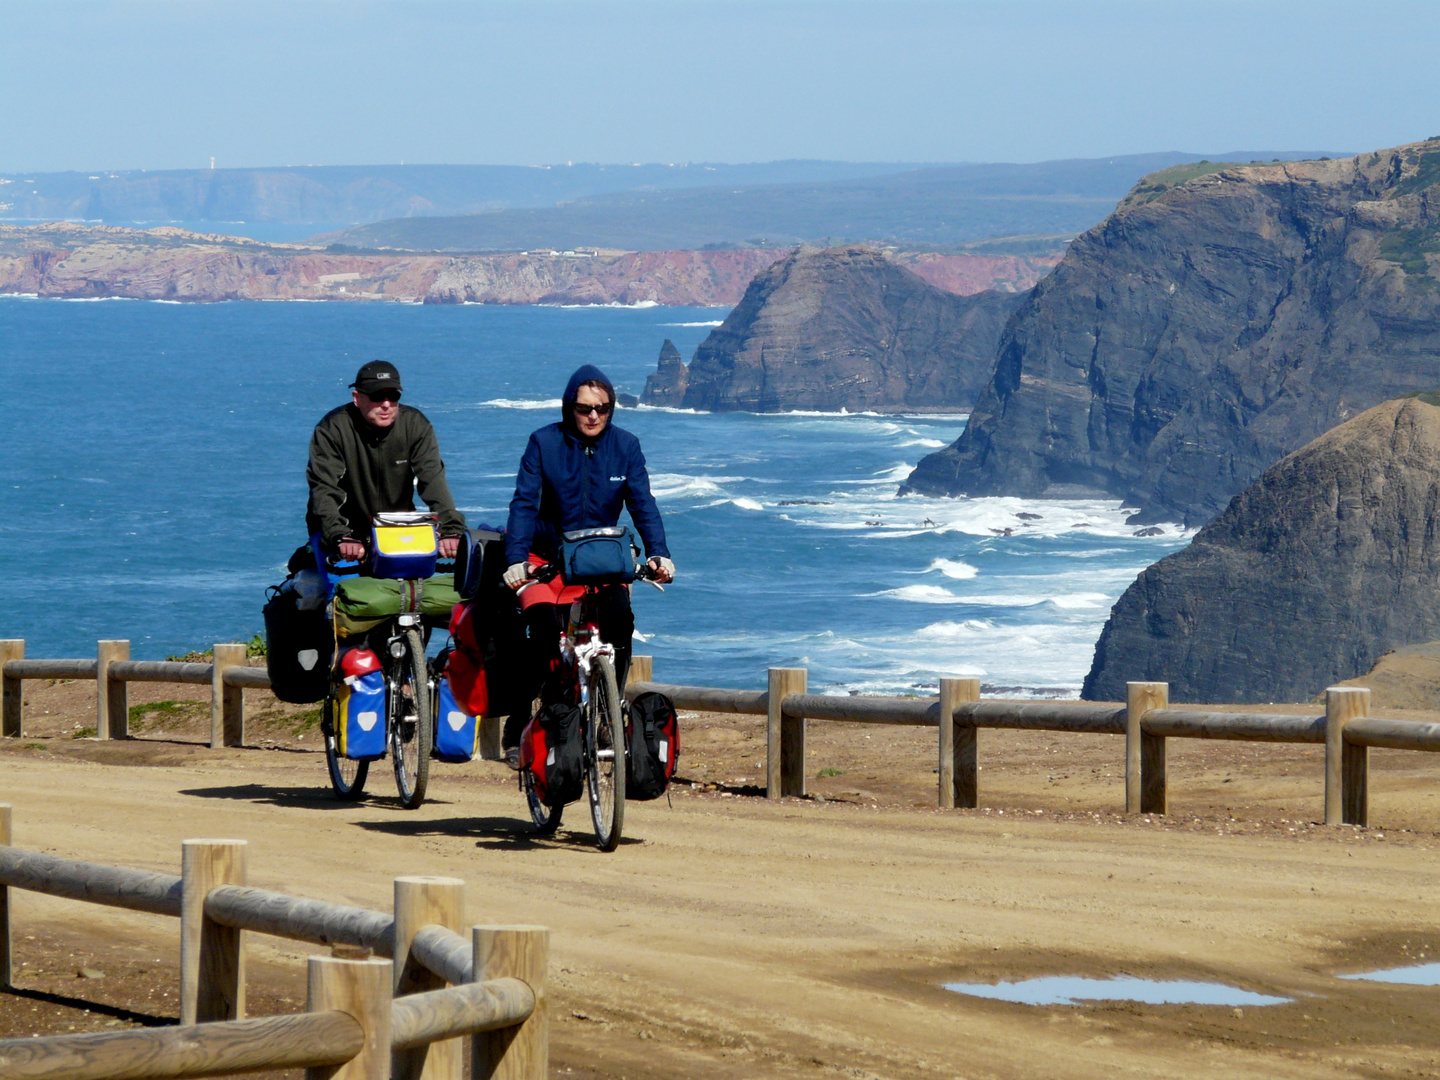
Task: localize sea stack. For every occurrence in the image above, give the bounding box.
[641,339,689,407]
[1083,397,1440,704]
[902,141,1440,526]
[640,244,1027,413]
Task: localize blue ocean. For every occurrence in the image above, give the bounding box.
[0,297,1188,696]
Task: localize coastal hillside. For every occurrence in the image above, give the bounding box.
[0,224,1054,306]
[1083,398,1440,704]
[641,245,1027,412]
[902,141,1440,526]
[323,152,1331,254]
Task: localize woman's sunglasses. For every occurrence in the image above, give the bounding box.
[572,402,614,417]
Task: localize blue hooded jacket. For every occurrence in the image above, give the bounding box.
[505,364,670,566]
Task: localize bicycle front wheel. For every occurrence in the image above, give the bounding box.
[323,693,369,801]
[390,627,432,810]
[586,656,625,851]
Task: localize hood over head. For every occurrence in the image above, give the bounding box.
[562,364,616,434]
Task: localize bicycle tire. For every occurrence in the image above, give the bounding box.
[322,693,369,801]
[586,655,625,851]
[522,768,563,834]
[390,627,432,810]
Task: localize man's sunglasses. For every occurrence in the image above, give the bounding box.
[366,391,402,404]
[572,402,614,417]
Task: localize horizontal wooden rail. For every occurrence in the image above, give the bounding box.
[0,1009,363,1080]
[390,977,535,1050]
[108,660,213,685]
[3,659,98,680]
[221,666,271,690]
[783,693,933,725]
[1143,708,1325,742]
[410,923,474,987]
[0,847,182,916]
[628,680,766,715]
[1344,716,1440,752]
[204,884,394,956]
[962,701,1127,733]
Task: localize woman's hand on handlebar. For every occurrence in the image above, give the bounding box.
[503,562,533,591]
[647,556,675,584]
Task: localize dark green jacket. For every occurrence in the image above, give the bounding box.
[305,403,465,550]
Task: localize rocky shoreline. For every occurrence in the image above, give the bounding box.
[0,223,1058,307]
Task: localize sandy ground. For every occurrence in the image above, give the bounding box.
[2,676,1440,1079]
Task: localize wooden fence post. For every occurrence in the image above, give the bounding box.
[212,643,247,748]
[1126,682,1168,814]
[767,667,807,798]
[1326,687,1370,826]
[939,677,980,809]
[472,925,548,1080]
[393,876,465,1080]
[181,839,247,1024]
[307,956,393,1080]
[626,655,653,695]
[0,803,10,989]
[97,639,129,740]
[1,641,23,738]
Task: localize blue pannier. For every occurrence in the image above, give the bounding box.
[432,675,478,763]
[338,670,387,760]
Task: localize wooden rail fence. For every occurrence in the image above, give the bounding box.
[0,806,547,1079]
[7,639,1440,827]
[625,657,1440,828]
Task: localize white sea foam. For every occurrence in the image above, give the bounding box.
[661,320,723,327]
[648,472,726,500]
[898,438,948,449]
[548,299,660,309]
[872,584,960,604]
[731,497,765,511]
[927,558,978,580]
[479,398,563,410]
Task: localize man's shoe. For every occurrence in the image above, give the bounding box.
[503,745,521,771]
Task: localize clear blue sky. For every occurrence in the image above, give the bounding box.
[2,0,1436,172]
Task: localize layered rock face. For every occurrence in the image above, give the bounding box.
[1084,399,1440,704]
[642,245,1027,412]
[903,143,1440,525]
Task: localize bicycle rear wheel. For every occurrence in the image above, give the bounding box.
[322,693,369,801]
[586,656,625,851]
[390,627,432,810]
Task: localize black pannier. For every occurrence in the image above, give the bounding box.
[262,576,333,704]
[521,701,586,807]
[625,691,680,801]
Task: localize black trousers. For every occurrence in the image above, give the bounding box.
[502,585,634,748]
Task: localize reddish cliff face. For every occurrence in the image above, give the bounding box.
[0,224,1058,306]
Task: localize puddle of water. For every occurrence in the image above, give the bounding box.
[1338,962,1440,985]
[943,975,1291,1006]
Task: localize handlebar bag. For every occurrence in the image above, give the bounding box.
[337,667,387,761]
[371,512,439,580]
[520,702,585,807]
[559,527,635,586]
[624,691,681,801]
[432,673,479,763]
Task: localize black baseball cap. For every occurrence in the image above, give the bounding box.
[351,360,403,397]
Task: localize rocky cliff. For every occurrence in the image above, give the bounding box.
[1083,398,1440,704]
[641,245,1028,412]
[903,142,1440,525]
[643,340,688,406]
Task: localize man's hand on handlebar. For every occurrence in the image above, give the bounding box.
[648,556,675,584]
[438,536,459,559]
[503,562,533,590]
[337,538,366,562]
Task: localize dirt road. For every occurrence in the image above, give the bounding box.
[2,683,1440,1079]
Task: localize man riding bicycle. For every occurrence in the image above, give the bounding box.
[305,360,467,563]
[501,364,674,765]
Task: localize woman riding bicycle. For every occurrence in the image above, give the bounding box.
[500,364,675,767]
